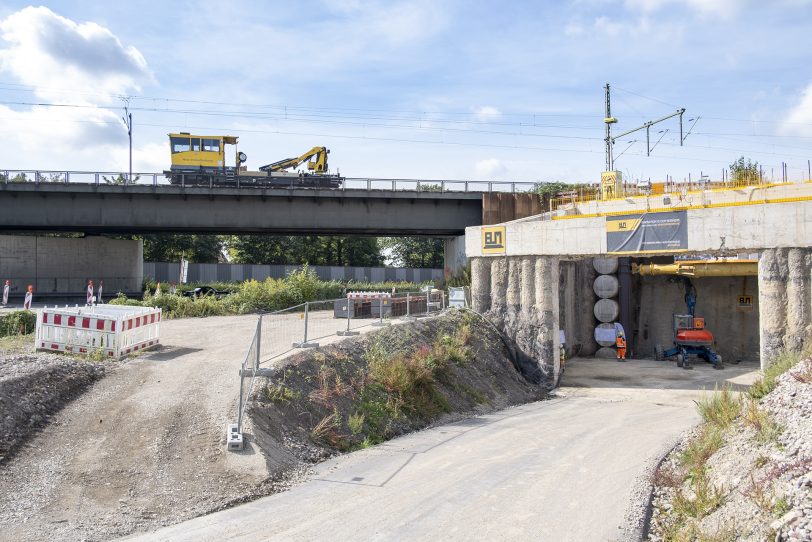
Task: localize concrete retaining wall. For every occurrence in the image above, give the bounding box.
[635,276,760,363]
[0,235,143,296]
[471,255,562,387]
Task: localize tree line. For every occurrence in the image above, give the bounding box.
[142,234,444,268]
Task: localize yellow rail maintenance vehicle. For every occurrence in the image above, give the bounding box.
[165,132,343,188]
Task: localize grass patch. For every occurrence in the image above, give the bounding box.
[265,383,301,405]
[749,350,802,400]
[679,425,724,475]
[744,399,783,444]
[696,385,742,431]
[0,332,34,353]
[671,468,726,520]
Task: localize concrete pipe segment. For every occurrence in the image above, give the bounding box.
[593,298,620,323]
[594,323,618,347]
[593,257,619,275]
[593,274,619,299]
[595,346,618,359]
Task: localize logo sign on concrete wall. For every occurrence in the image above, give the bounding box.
[481,226,506,254]
[737,294,753,308]
[606,211,688,254]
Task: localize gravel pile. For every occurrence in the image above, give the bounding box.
[648,357,812,541]
[0,352,105,462]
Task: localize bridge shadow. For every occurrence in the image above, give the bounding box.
[560,356,761,393]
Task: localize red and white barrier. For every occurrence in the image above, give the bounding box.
[36,304,162,358]
[346,291,391,300]
[23,285,33,310]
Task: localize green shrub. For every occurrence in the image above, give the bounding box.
[0,310,37,337]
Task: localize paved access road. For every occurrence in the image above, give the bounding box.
[126,357,760,542]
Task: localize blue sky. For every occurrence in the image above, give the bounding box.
[0,1,811,184]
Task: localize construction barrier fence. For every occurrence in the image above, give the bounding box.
[35,304,162,358]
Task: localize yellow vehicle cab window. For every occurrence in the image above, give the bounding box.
[171,136,190,153]
[202,138,220,152]
[191,138,201,152]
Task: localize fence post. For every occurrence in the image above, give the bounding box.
[337,295,360,336]
[293,302,318,347]
[255,316,261,371]
[372,294,388,326]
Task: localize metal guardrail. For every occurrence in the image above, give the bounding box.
[0,169,539,194]
[229,291,447,450]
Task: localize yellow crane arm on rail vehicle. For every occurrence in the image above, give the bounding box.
[259,146,330,174]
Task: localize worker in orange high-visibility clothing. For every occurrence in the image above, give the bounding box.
[616,330,627,361]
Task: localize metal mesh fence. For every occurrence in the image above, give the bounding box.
[259,303,306,365]
[236,316,261,432]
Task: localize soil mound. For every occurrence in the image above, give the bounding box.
[247,310,544,461]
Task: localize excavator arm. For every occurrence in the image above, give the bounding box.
[259,146,330,173]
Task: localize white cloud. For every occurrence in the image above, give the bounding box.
[475,158,507,178]
[0,6,152,100]
[564,23,585,36]
[474,106,501,122]
[0,7,155,170]
[624,0,744,18]
[781,82,812,136]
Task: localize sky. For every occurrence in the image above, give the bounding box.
[0,1,811,184]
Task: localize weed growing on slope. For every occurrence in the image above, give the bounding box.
[679,426,724,476]
[696,385,742,431]
[749,350,802,400]
[744,399,783,444]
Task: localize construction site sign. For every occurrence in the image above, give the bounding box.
[481,226,506,255]
[606,211,688,254]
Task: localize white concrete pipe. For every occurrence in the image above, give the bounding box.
[593,274,619,299]
[594,323,617,347]
[593,298,620,323]
[595,346,617,358]
[593,257,619,275]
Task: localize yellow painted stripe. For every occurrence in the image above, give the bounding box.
[552,194,812,221]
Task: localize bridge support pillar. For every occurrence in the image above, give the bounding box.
[758,247,812,370]
[443,235,468,281]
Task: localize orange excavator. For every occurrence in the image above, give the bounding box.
[655,278,723,370]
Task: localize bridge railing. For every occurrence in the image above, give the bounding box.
[0,169,540,193]
[0,170,163,186]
